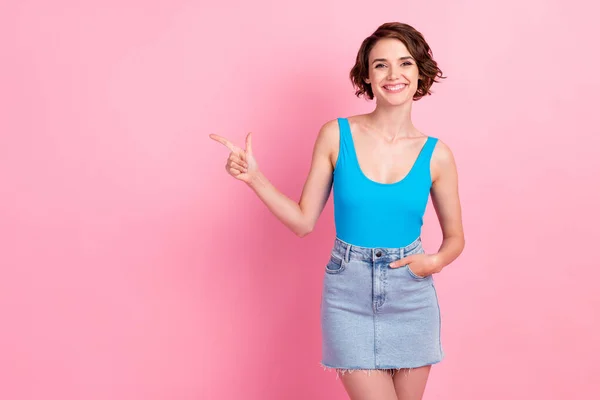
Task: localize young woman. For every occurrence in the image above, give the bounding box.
[210,22,464,400]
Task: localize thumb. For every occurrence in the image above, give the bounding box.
[245,132,253,155]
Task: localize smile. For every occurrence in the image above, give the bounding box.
[383,84,407,93]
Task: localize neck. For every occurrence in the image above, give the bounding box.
[367,102,418,140]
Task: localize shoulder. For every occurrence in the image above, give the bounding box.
[313,114,364,150]
[319,118,342,136]
[345,114,369,131]
[314,118,341,148]
[431,138,455,165]
[309,119,341,164]
[430,138,458,181]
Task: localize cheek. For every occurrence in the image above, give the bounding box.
[371,70,387,84]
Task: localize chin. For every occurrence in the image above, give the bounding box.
[376,96,412,107]
[375,93,415,106]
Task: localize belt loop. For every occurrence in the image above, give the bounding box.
[400,247,405,259]
[344,244,351,263]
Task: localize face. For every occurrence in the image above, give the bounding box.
[365,38,421,105]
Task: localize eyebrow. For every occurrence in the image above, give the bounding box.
[372,56,415,64]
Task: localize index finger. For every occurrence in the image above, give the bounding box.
[209,134,236,152]
[390,256,411,268]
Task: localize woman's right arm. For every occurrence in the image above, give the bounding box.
[210,119,339,237]
[247,120,338,237]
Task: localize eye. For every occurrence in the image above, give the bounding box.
[402,62,413,66]
[375,63,386,68]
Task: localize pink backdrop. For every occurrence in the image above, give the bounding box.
[2,1,599,399]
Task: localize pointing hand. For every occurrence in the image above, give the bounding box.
[209,132,259,184]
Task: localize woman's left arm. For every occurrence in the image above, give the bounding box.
[429,139,465,272]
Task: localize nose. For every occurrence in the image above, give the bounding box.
[387,65,399,80]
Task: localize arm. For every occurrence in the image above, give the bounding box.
[429,140,465,271]
[245,120,338,237]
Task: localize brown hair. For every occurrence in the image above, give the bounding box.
[350,22,446,101]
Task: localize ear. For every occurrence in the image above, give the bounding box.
[364,77,371,84]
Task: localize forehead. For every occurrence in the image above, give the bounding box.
[369,38,412,60]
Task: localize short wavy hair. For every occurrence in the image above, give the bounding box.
[350,22,446,101]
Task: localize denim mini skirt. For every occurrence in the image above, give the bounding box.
[320,236,444,373]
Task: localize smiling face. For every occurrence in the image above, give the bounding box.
[364,38,421,106]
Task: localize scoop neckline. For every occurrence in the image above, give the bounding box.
[346,122,431,186]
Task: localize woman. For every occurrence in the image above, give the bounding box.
[210,22,464,400]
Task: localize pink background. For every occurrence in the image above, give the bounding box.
[2,1,599,399]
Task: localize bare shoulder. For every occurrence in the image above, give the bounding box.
[345,113,369,131]
[431,138,458,182]
[313,118,341,168]
[317,118,341,141]
[432,138,455,163]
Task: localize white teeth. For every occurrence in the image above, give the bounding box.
[385,84,406,91]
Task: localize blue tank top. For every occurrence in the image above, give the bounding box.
[332,117,438,248]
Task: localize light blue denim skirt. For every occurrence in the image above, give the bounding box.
[320,236,444,372]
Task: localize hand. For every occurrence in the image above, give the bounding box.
[209,132,259,184]
[389,253,441,277]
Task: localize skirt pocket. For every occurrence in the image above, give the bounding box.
[406,264,427,280]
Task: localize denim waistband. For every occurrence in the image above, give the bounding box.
[332,236,422,263]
